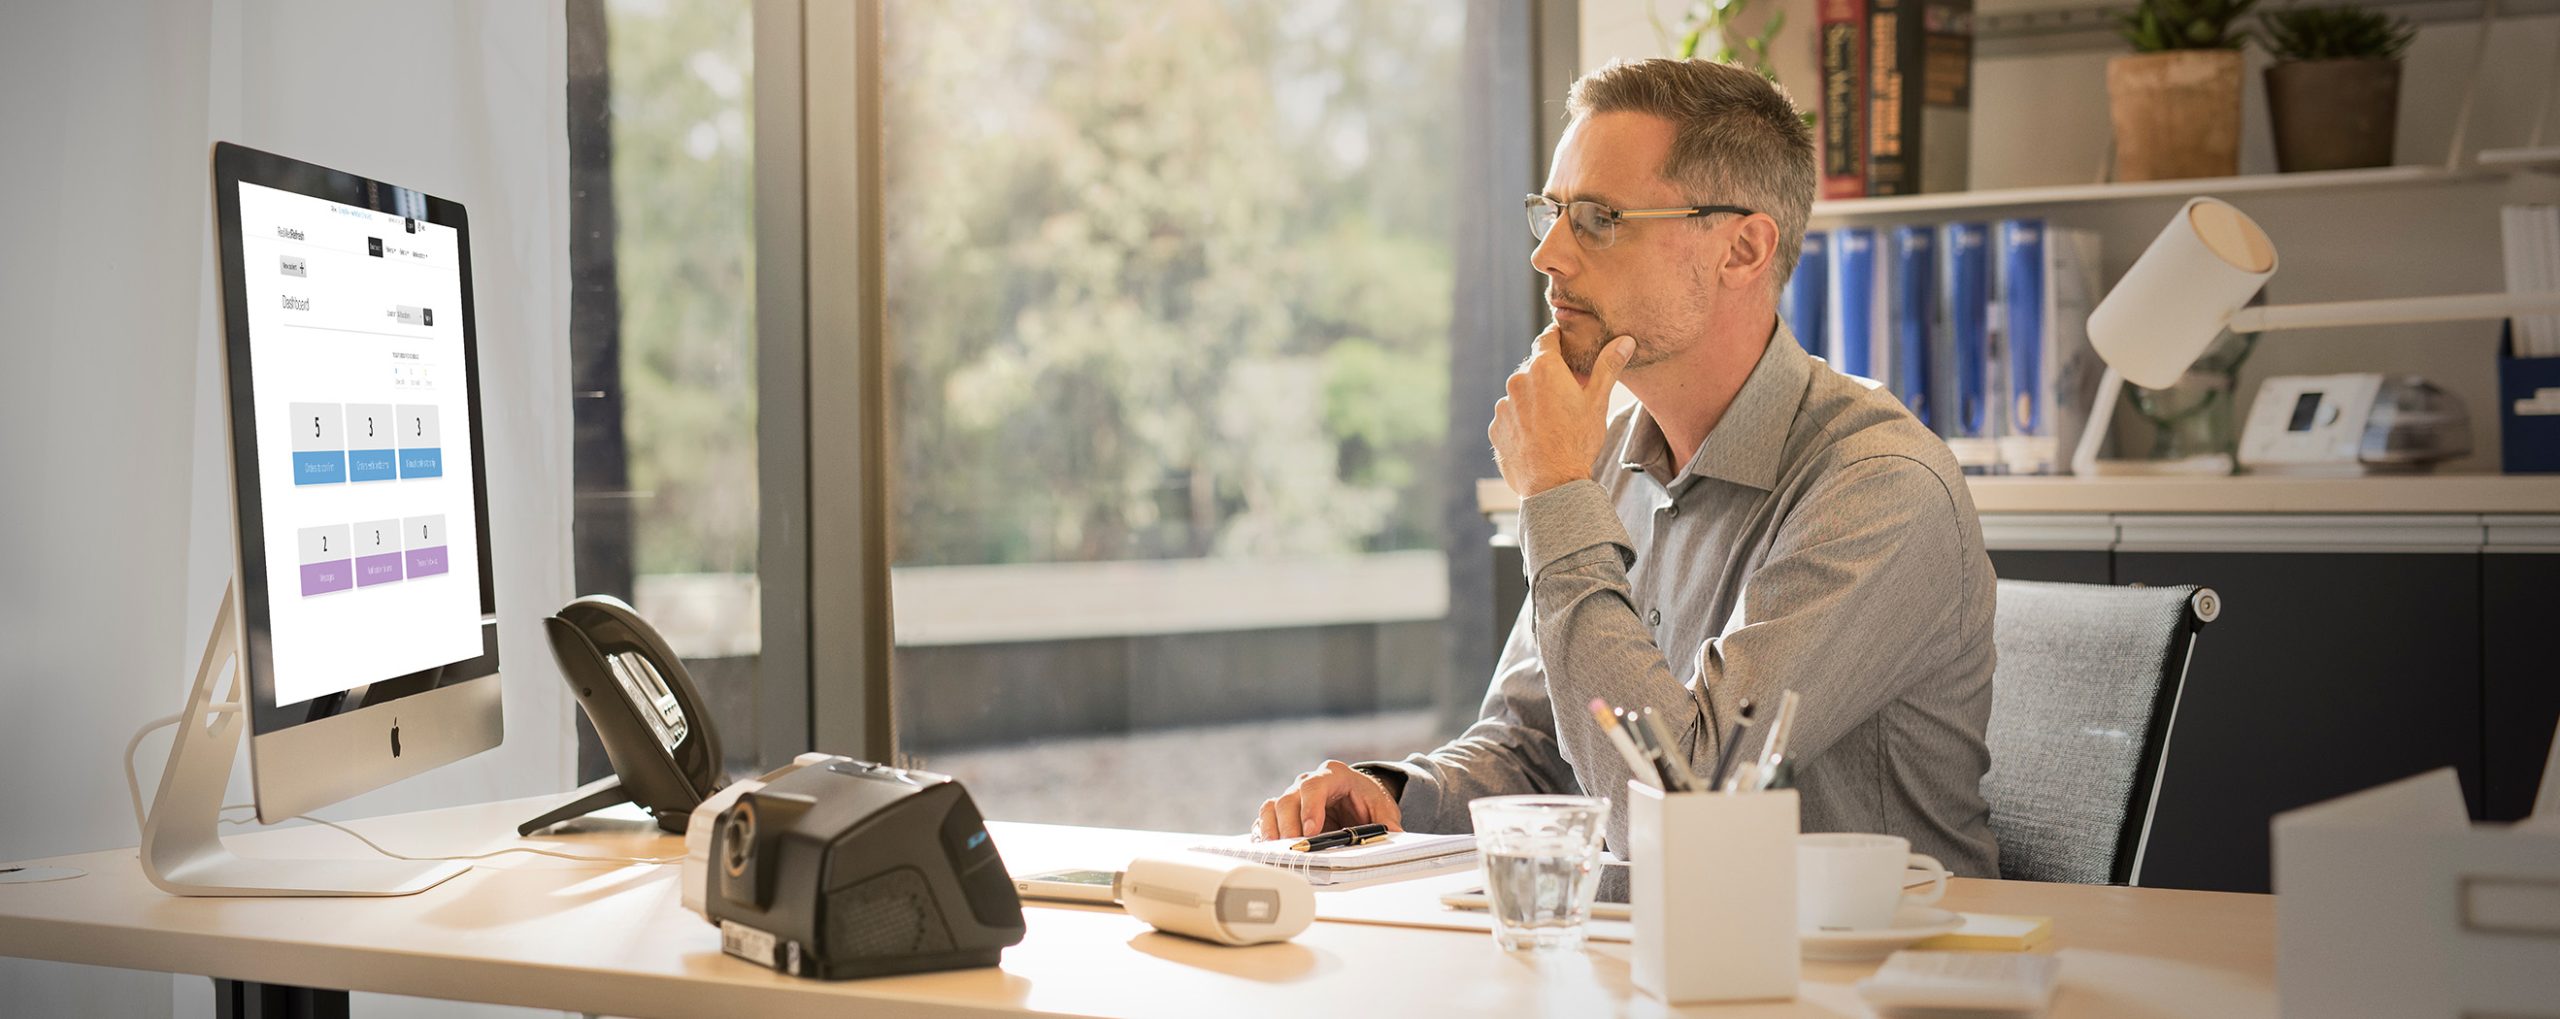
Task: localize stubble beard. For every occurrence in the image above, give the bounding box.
[1557,316,1607,377]
[1559,309,1663,380]
[1560,270,1719,379]
[1549,287,1625,378]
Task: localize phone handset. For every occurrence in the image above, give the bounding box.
[520,595,726,837]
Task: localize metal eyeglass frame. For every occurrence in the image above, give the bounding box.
[1523,194,1756,250]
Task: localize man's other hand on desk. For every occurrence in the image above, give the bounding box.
[1253,760,1403,840]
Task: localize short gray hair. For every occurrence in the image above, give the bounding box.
[1565,58,1816,291]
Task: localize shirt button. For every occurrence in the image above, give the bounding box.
[1665,503,1679,519]
[1648,608,1662,626]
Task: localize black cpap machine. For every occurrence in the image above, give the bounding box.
[682,754,1027,979]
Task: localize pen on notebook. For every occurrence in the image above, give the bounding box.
[1638,706,1703,792]
[1706,700,1756,792]
[1290,822,1390,852]
[1590,698,1663,790]
[1753,689,1802,791]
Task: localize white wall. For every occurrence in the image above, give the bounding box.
[0,2,576,1017]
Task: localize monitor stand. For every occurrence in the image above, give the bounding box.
[139,584,466,897]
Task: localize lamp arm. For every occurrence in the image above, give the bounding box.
[2226,291,2560,333]
[2069,367,2124,478]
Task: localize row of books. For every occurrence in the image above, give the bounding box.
[1780,220,2107,474]
[2500,205,2560,358]
[1819,0,1974,199]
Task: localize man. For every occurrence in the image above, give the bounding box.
[1253,58,2000,876]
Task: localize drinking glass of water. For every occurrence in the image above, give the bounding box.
[1467,795,1610,951]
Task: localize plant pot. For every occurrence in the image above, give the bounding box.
[2265,58,2401,172]
[2106,50,2245,182]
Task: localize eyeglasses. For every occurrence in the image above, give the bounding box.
[1524,194,1756,250]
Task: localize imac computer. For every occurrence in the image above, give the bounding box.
[140,143,504,896]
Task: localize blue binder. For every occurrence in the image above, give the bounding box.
[1943,222,1991,443]
[1998,219,2047,443]
[1891,225,1936,428]
[1784,231,1828,354]
[1829,227,1878,379]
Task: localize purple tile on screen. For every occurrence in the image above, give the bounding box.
[355,551,405,587]
[405,545,448,578]
[301,560,352,596]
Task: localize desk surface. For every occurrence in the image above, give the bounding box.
[0,797,2275,1018]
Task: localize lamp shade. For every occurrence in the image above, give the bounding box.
[2086,197,2278,389]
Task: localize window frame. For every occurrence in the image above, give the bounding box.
[759,0,1579,763]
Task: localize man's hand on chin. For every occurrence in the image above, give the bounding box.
[1490,326,1634,497]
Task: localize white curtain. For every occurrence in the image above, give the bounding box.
[1,2,575,1016]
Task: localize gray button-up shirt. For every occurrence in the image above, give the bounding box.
[1370,319,2001,877]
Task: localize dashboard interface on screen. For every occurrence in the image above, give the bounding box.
[234,181,486,708]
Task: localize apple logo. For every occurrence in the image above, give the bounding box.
[391,718,402,758]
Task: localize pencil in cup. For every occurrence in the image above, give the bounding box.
[1590,698,1662,789]
[1706,700,1755,792]
[1750,690,1802,791]
[1638,707,1702,791]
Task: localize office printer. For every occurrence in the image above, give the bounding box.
[686,755,1026,979]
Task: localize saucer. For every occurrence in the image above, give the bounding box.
[1799,906,1962,960]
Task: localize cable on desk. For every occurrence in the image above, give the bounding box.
[125,713,680,867]
[124,709,233,836]
[288,814,683,866]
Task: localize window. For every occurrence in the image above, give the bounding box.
[878,1,1472,832]
[567,0,764,779]
[570,1,1554,823]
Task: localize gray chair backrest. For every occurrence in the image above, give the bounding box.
[1984,579,2215,886]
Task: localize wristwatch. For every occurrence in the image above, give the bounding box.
[1351,763,1407,801]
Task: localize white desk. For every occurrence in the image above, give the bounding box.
[0,797,2276,1018]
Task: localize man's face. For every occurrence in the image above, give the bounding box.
[1531,111,1730,379]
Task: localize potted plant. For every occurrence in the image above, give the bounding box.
[2260,3,2414,172]
[1659,0,1786,80]
[2108,0,2258,181]
[1657,0,1814,128]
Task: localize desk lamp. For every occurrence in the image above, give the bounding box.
[2070,197,2560,476]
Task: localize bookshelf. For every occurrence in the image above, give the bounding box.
[1807,162,2490,223]
[1966,473,2560,514]
[2478,146,2560,173]
[1478,474,2560,518]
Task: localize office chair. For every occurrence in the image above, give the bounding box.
[1982,579,2217,886]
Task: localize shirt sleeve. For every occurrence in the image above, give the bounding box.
[1516,457,1970,855]
[1357,597,1583,834]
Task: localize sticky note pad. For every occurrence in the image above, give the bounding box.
[1910,912,2052,951]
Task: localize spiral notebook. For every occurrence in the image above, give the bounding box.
[1188,832,1478,887]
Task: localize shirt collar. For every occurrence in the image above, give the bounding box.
[1615,317,1811,492]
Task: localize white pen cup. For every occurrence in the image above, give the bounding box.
[1794,833,1948,933]
[1630,783,1800,1004]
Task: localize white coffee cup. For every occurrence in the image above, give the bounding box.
[1795,833,1949,932]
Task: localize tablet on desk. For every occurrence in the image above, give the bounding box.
[1437,887,1635,921]
[1437,864,1942,921]
[1439,861,1632,920]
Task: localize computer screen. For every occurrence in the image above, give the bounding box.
[233,181,486,706]
[212,143,501,821]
